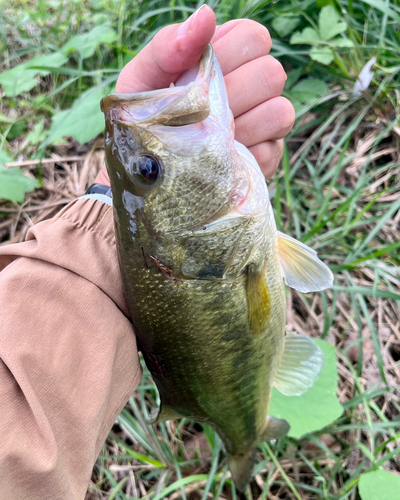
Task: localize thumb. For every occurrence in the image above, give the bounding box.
[116,5,216,93]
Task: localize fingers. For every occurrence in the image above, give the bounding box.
[212,20,272,75]
[210,18,288,181]
[113,11,291,184]
[249,139,284,179]
[95,165,110,186]
[225,55,286,117]
[235,97,295,147]
[116,5,216,93]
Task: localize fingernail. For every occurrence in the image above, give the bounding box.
[178,5,207,37]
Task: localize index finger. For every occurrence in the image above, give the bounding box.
[212,20,272,75]
[115,5,216,93]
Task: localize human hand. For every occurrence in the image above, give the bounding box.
[95,5,294,186]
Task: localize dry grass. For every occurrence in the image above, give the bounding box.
[0,140,104,245]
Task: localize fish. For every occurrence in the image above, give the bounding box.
[100,45,333,490]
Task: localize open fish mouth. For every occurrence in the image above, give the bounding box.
[100,45,214,127]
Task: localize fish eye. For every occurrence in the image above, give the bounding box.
[138,155,160,182]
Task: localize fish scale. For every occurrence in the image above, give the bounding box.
[102,44,332,490]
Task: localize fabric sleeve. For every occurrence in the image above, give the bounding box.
[0,198,142,500]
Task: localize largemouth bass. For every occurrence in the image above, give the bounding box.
[101,45,333,490]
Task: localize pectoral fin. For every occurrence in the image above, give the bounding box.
[146,404,182,424]
[277,231,333,292]
[274,332,324,396]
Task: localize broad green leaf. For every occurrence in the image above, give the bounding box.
[62,26,117,59]
[24,52,68,75]
[359,469,400,500]
[0,149,39,204]
[49,88,105,145]
[0,68,38,96]
[0,164,39,202]
[290,27,320,45]
[0,150,12,164]
[272,16,301,38]
[319,5,347,41]
[330,37,353,47]
[7,121,26,140]
[285,68,303,91]
[269,339,343,438]
[310,46,335,65]
[288,97,303,114]
[0,52,68,96]
[291,78,328,103]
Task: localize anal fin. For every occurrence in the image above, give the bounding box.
[274,332,324,396]
[262,415,290,441]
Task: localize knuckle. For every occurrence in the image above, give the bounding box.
[259,56,286,96]
[278,98,296,131]
[267,56,287,88]
[253,141,283,179]
[244,20,272,55]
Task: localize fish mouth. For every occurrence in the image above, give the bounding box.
[100,45,214,127]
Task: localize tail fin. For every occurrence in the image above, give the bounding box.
[227,416,290,491]
[228,450,256,491]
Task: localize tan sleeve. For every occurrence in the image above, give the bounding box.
[0,199,142,500]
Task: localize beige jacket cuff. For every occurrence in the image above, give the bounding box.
[0,199,141,500]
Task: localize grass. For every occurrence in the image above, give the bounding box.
[1,0,400,499]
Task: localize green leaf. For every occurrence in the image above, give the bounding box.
[0,68,38,96]
[7,121,26,140]
[0,150,12,164]
[359,469,400,500]
[272,16,301,38]
[0,52,68,96]
[24,52,68,76]
[285,68,303,91]
[0,164,39,202]
[49,88,105,145]
[269,339,343,438]
[319,5,347,41]
[62,26,117,59]
[290,27,320,46]
[330,37,353,47]
[310,46,335,65]
[26,120,47,145]
[291,78,328,103]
